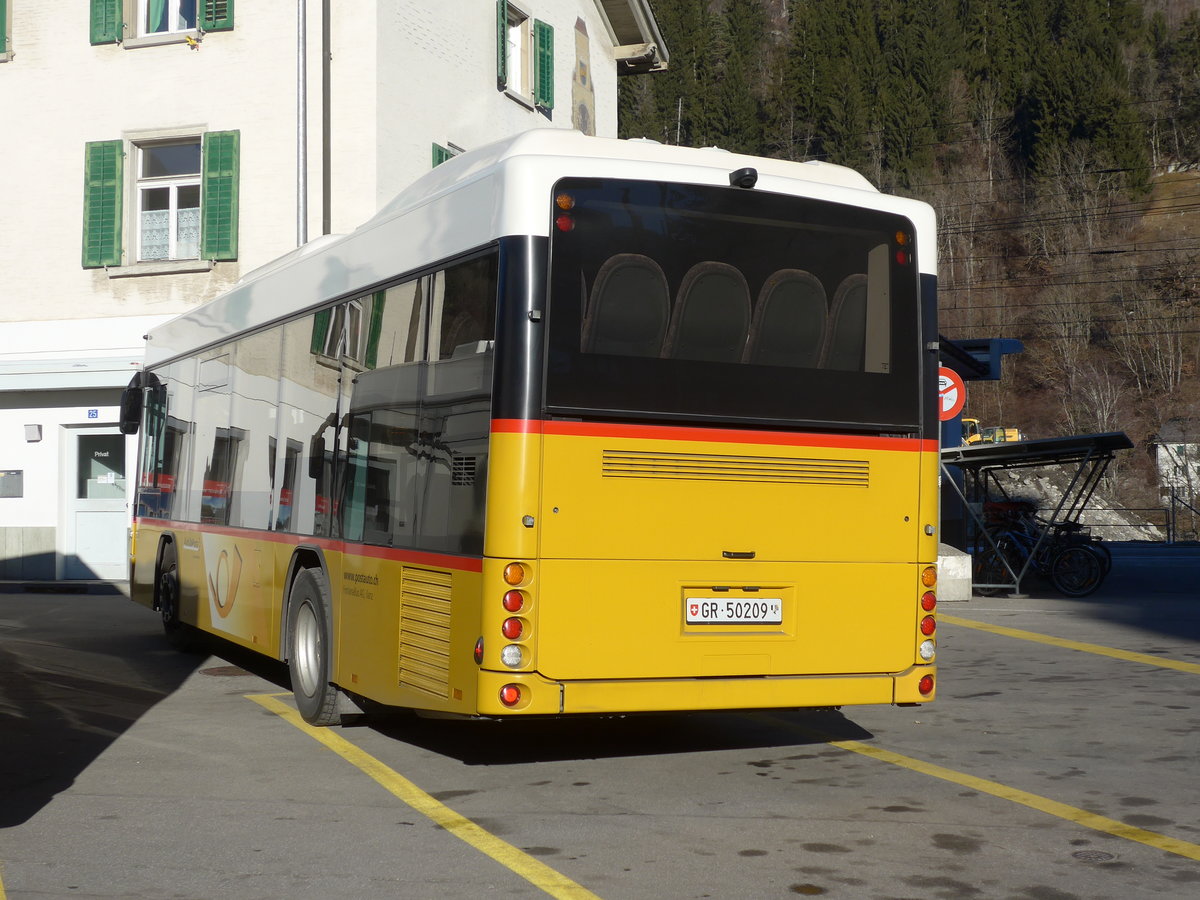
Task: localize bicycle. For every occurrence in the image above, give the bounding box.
[973,501,1107,597]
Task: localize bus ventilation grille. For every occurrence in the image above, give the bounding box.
[601,450,869,486]
[399,567,453,697]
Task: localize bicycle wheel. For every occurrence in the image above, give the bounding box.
[974,541,1019,596]
[1049,545,1104,597]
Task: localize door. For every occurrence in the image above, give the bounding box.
[63,427,129,580]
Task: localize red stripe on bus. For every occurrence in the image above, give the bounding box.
[133,519,484,573]
[490,418,936,452]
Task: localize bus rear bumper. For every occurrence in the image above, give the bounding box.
[476,665,935,715]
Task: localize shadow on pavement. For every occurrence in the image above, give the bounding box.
[0,591,202,828]
[364,707,872,766]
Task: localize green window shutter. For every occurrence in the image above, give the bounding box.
[1,0,8,56]
[200,0,234,32]
[201,130,239,260]
[495,0,507,89]
[82,140,124,268]
[534,20,554,109]
[311,310,332,354]
[90,0,121,45]
[432,143,454,168]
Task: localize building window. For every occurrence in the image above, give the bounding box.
[82,130,240,269]
[495,1,554,110]
[141,0,196,35]
[89,0,234,46]
[1,0,12,62]
[138,140,202,261]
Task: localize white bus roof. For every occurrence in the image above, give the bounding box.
[145,130,935,366]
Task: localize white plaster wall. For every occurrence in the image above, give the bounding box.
[0,4,318,326]
[374,0,621,210]
[0,395,130,529]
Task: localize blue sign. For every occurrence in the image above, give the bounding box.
[87,409,99,419]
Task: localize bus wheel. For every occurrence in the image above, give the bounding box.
[287,567,340,726]
[159,545,198,652]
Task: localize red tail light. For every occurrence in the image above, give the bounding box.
[503,590,525,612]
[502,617,524,640]
[920,615,936,636]
[921,591,937,611]
[918,675,934,695]
[499,684,521,707]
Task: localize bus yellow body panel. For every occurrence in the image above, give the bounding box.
[537,429,931,563]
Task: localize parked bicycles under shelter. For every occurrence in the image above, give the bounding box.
[941,432,1132,597]
[973,500,1110,597]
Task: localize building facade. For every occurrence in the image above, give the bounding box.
[0,0,665,579]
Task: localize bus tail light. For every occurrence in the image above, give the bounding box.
[918,675,934,696]
[499,684,522,707]
[921,591,937,611]
[473,637,484,665]
[503,590,525,612]
[920,616,936,636]
[921,566,937,588]
[502,617,524,640]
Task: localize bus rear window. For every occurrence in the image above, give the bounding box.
[546,178,922,431]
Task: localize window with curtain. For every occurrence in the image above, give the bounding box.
[142,0,196,34]
[137,140,202,261]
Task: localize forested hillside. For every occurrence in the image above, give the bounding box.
[620,0,1200,509]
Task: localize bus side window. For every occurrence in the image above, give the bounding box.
[418,254,496,555]
[743,269,827,368]
[664,262,751,363]
[582,253,670,357]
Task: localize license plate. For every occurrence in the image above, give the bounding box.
[686,597,783,625]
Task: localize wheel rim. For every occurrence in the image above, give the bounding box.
[160,570,178,628]
[1054,548,1100,594]
[293,601,323,697]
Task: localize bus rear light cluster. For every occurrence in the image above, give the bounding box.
[918,674,934,696]
[499,684,522,707]
[500,562,531,669]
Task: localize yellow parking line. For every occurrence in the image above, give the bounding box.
[247,693,600,900]
[827,737,1200,861]
[940,614,1200,675]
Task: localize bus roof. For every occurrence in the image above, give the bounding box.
[144,130,934,366]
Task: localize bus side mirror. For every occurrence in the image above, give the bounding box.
[119,372,144,435]
[309,436,326,479]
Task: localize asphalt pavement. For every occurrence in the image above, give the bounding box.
[1,548,1197,899]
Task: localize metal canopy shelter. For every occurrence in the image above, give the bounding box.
[940,432,1134,594]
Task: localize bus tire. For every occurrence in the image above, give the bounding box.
[158,543,199,652]
[287,567,340,726]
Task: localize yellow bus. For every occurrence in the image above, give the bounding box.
[122,130,940,726]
